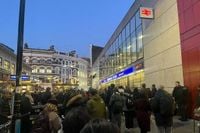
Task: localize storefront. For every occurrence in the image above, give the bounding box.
[100,61,144,89]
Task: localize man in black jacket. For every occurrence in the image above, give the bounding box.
[172,81,188,121]
[151,85,174,133]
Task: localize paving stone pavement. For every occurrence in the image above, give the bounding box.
[121,116,199,133]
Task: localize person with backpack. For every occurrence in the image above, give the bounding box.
[123,88,135,130]
[109,88,124,128]
[151,85,174,133]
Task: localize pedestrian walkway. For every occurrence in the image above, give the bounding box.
[121,116,197,133]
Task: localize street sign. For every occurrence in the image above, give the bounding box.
[10,75,30,81]
[140,7,154,19]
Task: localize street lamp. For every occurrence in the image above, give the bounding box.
[11,0,26,132]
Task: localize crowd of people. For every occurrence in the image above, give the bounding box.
[0,81,200,133]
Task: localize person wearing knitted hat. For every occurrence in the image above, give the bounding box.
[63,88,90,133]
[87,88,107,119]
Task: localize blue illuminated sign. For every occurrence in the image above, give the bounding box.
[101,66,135,83]
[101,63,144,84]
[10,75,30,81]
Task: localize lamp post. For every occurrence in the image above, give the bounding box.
[11,0,26,132]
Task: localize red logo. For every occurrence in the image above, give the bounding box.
[142,9,151,16]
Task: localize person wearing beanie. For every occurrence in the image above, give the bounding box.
[87,88,107,119]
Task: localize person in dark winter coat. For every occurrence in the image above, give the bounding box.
[0,90,11,125]
[63,93,90,133]
[123,89,135,129]
[151,84,157,98]
[179,86,189,121]
[133,87,141,100]
[172,81,188,121]
[152,85,174,133]
[41,87,52,105]
[135,91,151,133]
[87,88,107,119]
[140,83,151,99]
[105,84,115,119]
[109,88,124,128]
[80,119,120,133]
[20,93,32,133]
[172,81,183,114]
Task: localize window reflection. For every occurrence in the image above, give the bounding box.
[100,10,143,78]
[136,25,143,59]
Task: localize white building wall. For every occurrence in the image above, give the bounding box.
[143,0,183,93]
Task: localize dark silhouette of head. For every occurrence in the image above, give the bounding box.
[46,87,51,92]
[88,88,97,96]
[152,84,156,88]
[141,83,146,89]
[80,119,120,133]
[63,106,91,133]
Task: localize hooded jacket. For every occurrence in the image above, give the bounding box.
[87,94,107,119]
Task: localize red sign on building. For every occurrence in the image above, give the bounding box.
[140,7,154,19]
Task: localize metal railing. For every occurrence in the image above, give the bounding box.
[0,121,12,133]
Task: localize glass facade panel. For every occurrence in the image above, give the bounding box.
[126,23,130,39]
[122,29,126,42]
[122,41,127,67]
[126,37,132,65]
[136,25,143,59]
[131,16,135,33]
[99,10,143,83]
[136,11,141,28]
[131,32,137,62]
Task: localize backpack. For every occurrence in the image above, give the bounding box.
[159,93,174,116]
[112,94,123,114]
[126,97,134,110]
[32,112,50,133]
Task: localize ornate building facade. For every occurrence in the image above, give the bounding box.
[23,45,89,89]
[0,43,31,90]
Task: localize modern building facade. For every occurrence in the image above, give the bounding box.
[23,46,89,89]
[92,1,145,89]
[92,0,200,114]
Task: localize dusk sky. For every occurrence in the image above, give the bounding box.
[0,0,134,57]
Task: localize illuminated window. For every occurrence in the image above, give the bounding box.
[32,66,37,73]
[4,60,10,70]
[11,64,15,74]
[39,67,45,73]
[136,25,143,59]
[0,57,2,67]
[46,67,52,73]
[25,58,29,63]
